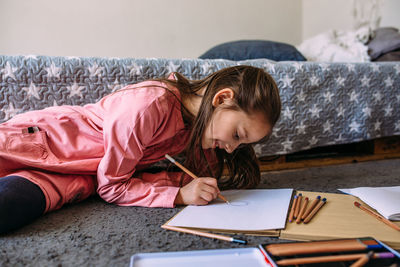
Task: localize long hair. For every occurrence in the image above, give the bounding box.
[159,65,281,190]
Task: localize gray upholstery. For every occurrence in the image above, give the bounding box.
[1,55,399,157]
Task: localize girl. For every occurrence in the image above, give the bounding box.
[0,65,281,233]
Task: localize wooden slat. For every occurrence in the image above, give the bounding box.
[374,136,400,154]
[259,152,400,172]
[258,136,400,172]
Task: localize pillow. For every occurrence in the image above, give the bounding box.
[199,40,307,61]
[367,27,400,60]
[373,48,400,61]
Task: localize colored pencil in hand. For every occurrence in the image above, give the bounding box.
[165,154,229,203]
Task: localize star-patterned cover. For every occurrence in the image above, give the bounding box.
[0,55,399,157]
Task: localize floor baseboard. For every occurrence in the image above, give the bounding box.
[258,136,400,172]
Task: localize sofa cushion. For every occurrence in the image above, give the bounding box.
[373,48,400,61]
[368,27,400,60]
[199,40,306,61]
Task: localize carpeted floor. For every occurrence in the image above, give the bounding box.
[1,159,400,267]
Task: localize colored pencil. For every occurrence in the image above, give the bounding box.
[265,238,381,256]
[303,197,327,223]
[293,193,302,219]
[296,197,309,224]
[161,224,247,244]
[349,251,374,267]
[276,252,394,266]
[258,245,276,267]
[165,154,229,203]
[354,201,400,231]
[288,195,298,223]
[301,195,321,220]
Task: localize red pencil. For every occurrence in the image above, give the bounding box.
[294,193,302,219]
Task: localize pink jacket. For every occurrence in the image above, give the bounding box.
[0,77,194,212]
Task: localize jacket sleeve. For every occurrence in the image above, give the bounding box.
[96,93,183,208]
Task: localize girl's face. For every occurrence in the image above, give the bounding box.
[202,107,271,153]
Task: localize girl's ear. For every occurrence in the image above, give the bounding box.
[212,88,235,107]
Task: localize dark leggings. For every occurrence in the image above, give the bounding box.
[0,176,46,234]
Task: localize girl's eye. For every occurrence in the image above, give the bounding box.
[234,131,240,140]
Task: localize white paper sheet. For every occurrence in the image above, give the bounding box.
[167,189,293,231]
[339,186,400,221]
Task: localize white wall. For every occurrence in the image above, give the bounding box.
[302,0,400,41]
[380,0,400,29]
[0,0,399,58]
[0,0,302,58]
[302,0,354,41]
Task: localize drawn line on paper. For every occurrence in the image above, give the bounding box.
[227,201,249,206]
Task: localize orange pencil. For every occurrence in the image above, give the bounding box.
[165,154,229,203]
[354,201,400,231]
[296,197,309,224]
[349,251,374,267]
[302,195,321,220]
[303,197,327,223]
[288,195,298,223]
[294,193,302,219]
[265,238,380,256]
[276,251,394,266]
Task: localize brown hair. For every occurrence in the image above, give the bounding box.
[161,65,281,190]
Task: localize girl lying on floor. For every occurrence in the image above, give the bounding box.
[0,65,281,233]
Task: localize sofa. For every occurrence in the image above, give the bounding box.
[1,55,399,158]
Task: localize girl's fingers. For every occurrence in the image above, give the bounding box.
[202,184,219,199]
[198,178,219,198]
[182,177,221,205]
[199,189,216,202]
[195,199,209,206]
[199,178,220,193]
[200,177,218,188]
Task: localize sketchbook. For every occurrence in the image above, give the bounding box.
[165,189,293,236]
[338,186,400,221]
[280,191,400,250]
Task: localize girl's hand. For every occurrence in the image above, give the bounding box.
[174,177,220,206]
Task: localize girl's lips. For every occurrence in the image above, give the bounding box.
[212,140,219,149]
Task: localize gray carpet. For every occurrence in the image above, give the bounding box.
[1,159,400,267]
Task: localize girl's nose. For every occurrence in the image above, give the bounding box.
[225,142,239,153]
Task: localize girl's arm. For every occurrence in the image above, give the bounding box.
[96,93,183,208]
[95,89,220,207]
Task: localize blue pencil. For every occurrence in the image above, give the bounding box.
[303,197,327,223]
[162,224,247,244]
